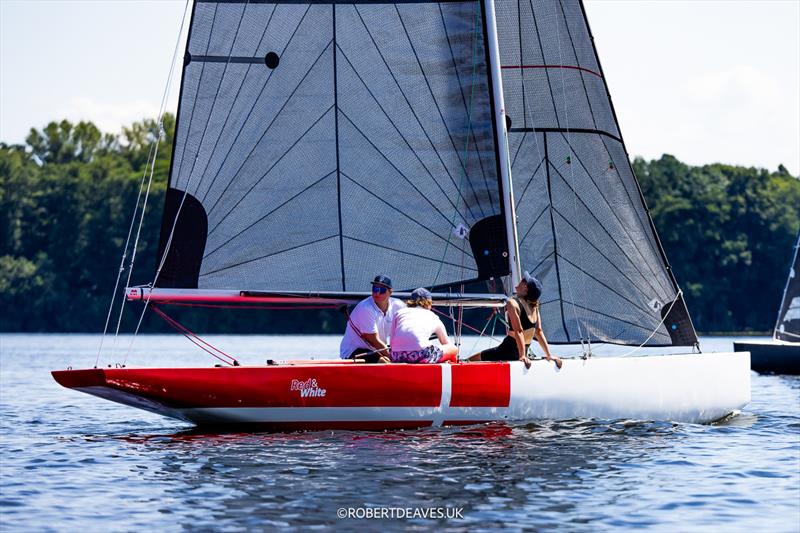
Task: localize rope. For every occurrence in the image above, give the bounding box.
[614,290,684,358]
[150,305,239,366]
[466,308,500,356]
[431,306,503,341]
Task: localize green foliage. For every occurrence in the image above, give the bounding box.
[0,118,797,334]
[635,155,800,332]
[0,116,345,333]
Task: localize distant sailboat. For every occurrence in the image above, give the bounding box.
[734,231,800,374]
[52,0,750,428]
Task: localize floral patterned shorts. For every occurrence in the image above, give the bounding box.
[391,345,444,364]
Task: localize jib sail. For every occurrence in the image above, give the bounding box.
[494,0,697,346]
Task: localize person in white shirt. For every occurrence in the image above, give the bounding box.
[390,288,458,364]
[339,275,405,364]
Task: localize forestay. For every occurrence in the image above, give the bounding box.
[775,231,800,342]
[155,0,511,295]
[494,0,697,347]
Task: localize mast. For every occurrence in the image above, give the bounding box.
[483,0,521,289]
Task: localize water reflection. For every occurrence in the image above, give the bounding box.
[112,418,708,528]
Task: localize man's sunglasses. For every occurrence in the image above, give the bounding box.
[372,286,388,294]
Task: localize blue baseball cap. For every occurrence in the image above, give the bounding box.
[371,275,392,289]
[522,271,543,301]
[410,287,432,301]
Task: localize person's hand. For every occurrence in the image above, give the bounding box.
[545,354,563,369]
[520,355,532,369]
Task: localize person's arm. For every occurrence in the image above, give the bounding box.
[534,309,562,369]
[433,317,450,345]
[360,332,389,358]
[351,306,388,357]
[506,300,531,368]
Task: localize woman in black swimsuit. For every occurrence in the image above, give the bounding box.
[469,272,562,370]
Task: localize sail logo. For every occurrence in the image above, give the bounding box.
[290,378,327,398]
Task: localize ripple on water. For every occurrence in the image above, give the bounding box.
[1,334,799,531]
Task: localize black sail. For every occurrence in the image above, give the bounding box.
[495,0,697,346]
[156,1,509,293]
[775,232,800,342]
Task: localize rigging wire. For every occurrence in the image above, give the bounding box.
[464,308,500,358]
[124,1,251,366]
[431,306,503,342]
[150,305,239,366]
[95,141,157,367]
[97,0,191,366]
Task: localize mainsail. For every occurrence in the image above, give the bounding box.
[145,0,698,346]
[155,0,510,295]
[494,0,697,346]
[775,231,800,342]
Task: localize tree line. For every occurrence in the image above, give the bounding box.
[1,117,798,334]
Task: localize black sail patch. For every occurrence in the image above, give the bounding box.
[154,188,208,289]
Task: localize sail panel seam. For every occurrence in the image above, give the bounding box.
[333,4,345,291]
[335,43,470,219]
[556,252,659,320]
[206,37,334,217]
[528,0,560,128]
[207,102,336,236]
[344,236,479,273]
[203,170,336,260]
[341,172,474,259]
[555,133,669,294]
[551,208,668,309]
[392,3,486,218]
[198,4,303,204]
[514,156,545,207]
[338,110,469,229]
[439,3,493,213]
[543,132,570,340]
[556,0,598,130]
[350,5,480,221]
[518,205,549,245]
[173,3,218,192]
[182,1,251,199]
[548,163,669,298]
[201,235,340,277]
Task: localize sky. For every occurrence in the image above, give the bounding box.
[1,0,798,174]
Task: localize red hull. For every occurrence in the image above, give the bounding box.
[52,362,509,430]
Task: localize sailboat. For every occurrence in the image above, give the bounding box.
[734,231,800,374]
[52,0,750,428]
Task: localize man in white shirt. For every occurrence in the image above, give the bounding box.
[339,275,405,364]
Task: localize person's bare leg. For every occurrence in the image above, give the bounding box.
[442,344,458,359]
[467,353,482,361]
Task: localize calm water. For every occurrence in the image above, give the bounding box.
[1,334,798,531]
